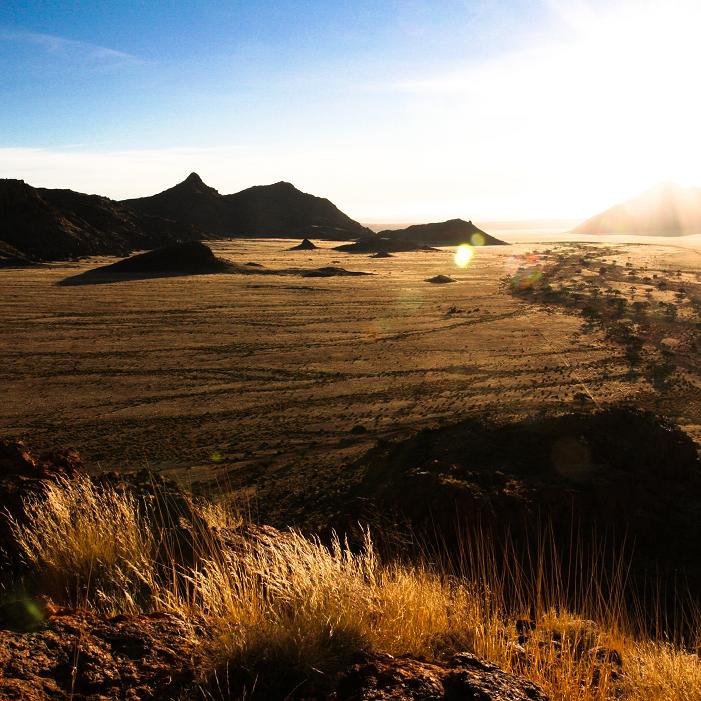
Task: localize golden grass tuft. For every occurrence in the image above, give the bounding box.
[7,474,158,613]
[6,475,701,699]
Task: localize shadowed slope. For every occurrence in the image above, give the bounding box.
[120,173,231,236]
[0,179,202,263]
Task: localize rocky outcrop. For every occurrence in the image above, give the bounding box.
[0,612,551,701]
[289,237,318,250]
[124,174,372,240]
[425,275,456,284]
[0,179,203,263]
[0,440,82,571]
[333,652,549,701]
[58,241,237,284]
[379,219,508,246]
[0,609,200,700]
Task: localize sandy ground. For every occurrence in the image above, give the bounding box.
[1,238,699,520]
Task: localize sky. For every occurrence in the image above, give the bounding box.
[2,0,701,223]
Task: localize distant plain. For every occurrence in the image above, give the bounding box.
[1,235,700,524]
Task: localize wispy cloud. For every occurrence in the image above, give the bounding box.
[0,28,145,67]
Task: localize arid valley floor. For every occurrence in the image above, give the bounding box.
[2,238,700,527]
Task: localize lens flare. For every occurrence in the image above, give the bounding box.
[454,244,474,268]
[470,232,485,247]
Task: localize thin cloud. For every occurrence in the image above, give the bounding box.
[0,28,146,67]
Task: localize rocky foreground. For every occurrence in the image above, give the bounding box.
[0,439,553,700]
[2,406,700,699]
[0,614,549,700]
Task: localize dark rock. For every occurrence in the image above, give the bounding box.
[289,238,318,250]
[425,275,456,284]
[333,652,549,700]
[348,407,701,632]
[300,266,371,278]
[0,610,200,700]
[0,439,84,572]
[57,241,236,285]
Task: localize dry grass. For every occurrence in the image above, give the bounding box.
[7,476,701,699]
[7,475,158,613]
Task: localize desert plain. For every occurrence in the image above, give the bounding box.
[1,237,700,525]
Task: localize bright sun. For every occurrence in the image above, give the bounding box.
[543,0,701,208]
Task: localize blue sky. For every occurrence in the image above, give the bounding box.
[2,1,700,221]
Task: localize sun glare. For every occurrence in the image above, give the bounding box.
[542,0,701,208]
[454,244,474,268]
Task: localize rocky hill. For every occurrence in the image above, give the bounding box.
[123,173,372,240]
[0,179,202,263]
[574,182,701,236]
[379,218,508,246]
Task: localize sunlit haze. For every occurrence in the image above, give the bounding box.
[2,0,700,222]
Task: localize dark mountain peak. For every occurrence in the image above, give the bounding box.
[174,172,218,195]
[184,172,205,186]
[124,176,370,239]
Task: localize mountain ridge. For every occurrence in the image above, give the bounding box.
[574,183,701,236]
[123,173,372,240]
[0,179,202,264]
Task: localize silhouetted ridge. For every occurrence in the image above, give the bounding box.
[124,175,372,239]
[574,183,701,236]
[380,219,508,246]
[0,179,202,262]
